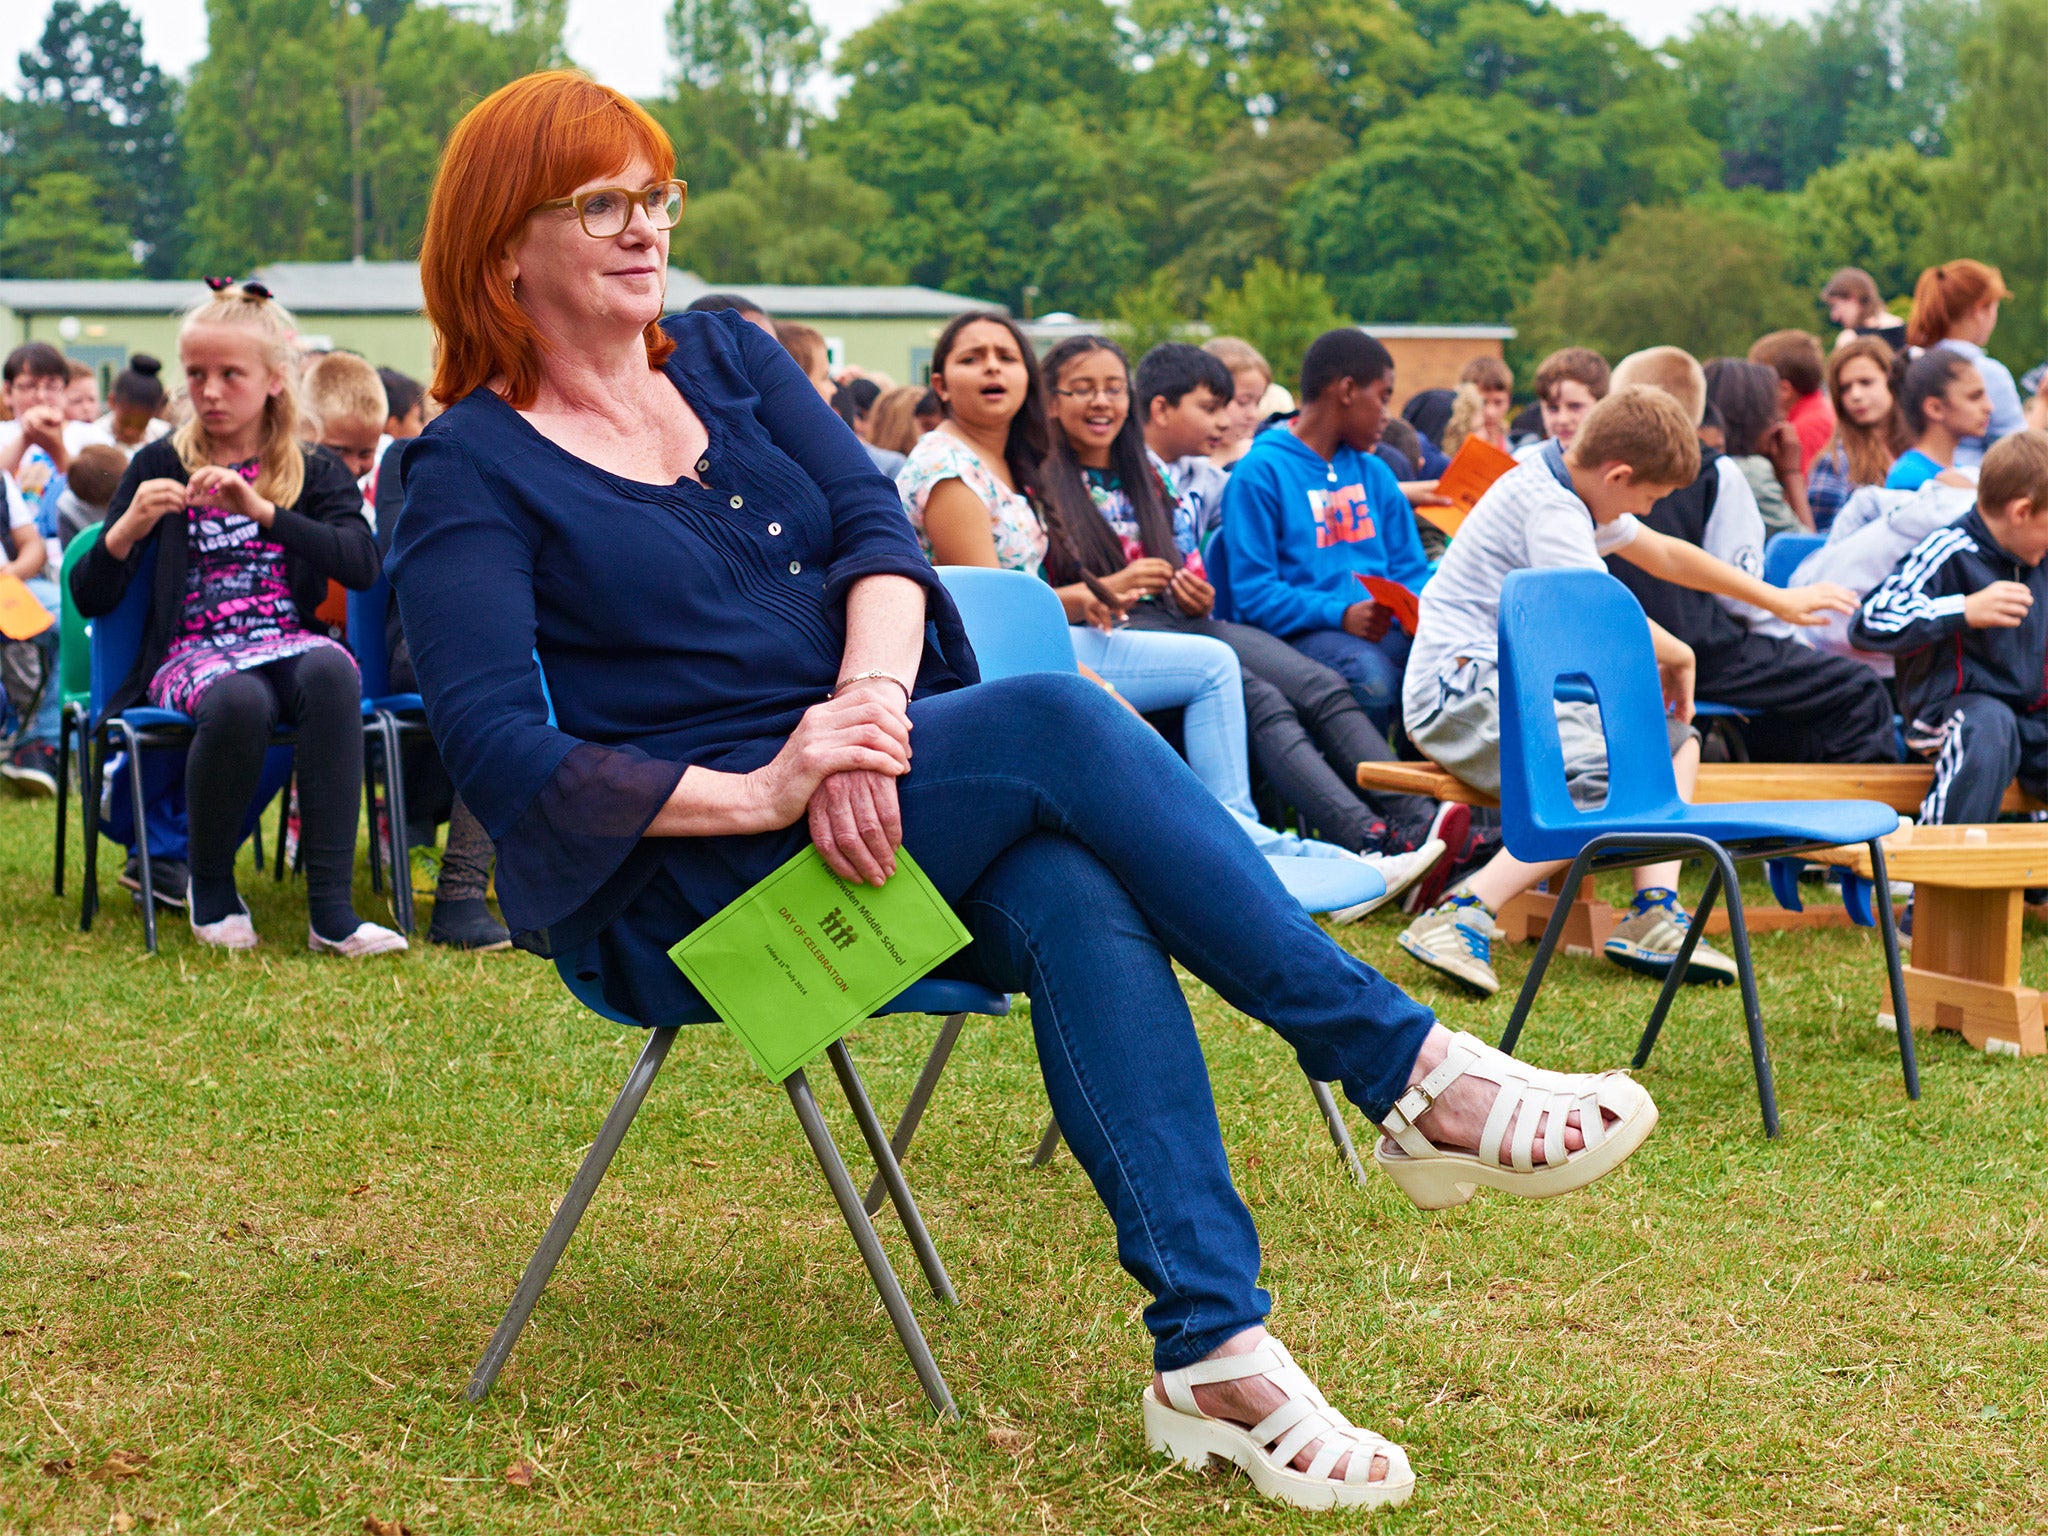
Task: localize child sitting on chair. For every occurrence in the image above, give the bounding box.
[1396,387,1856,997]
[1850,431,2048,823]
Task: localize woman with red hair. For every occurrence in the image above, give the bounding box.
[387,71,1657,1511]
[1906,258,2023,467]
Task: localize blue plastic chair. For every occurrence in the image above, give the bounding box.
[932,564,1380,1179]
[1492,568,1916,1135]
[76,531,405,950]
[346,574,425,933]
[1763,530,1827,589]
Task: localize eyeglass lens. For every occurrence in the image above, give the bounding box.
[582,184,684,237]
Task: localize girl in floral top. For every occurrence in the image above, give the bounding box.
[73,282,400,956]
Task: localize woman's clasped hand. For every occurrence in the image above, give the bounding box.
[754,677,913,887]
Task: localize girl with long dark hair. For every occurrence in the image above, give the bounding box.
[1808,337,1907,528]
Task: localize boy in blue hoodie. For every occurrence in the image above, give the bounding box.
[1219,329,1432,730]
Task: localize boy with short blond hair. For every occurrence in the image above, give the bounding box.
[1853,430,2048,823]
[1397,386,1857,996]
[1457,355,1514,450]
[303,351,388,481]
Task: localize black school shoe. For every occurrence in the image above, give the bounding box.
[428,896,512,951]
[120,854,190,909]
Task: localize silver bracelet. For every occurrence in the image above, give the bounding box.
[832,670,913,703]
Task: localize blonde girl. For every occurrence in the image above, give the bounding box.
[69,281,399,956]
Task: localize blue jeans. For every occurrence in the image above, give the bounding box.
[1069,625,1255,819]
[590,674,1435,1369]
[897,674,1435,1369]
[1292,626,1411,733]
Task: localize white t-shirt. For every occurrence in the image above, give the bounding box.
[1405,455,1641,728]
[4,473,36,531]
[75,413,170,459]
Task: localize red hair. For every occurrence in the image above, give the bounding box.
[1906,259,2013,350]
[421,71,677,408]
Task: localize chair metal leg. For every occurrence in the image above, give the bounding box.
[826,1040,957,1305]
[1030,1116,1063,1167]
[784,1067,957,1419]
[80,730,101,931]
[1869,839,1919,1100]
[1633,865,1724,1069]
[465,1027,677,1404]
[53,707,72,897]
[273,778,292,881]
[1708,845,1778,1138]
[250,812,263,875]
[1499,846,1598,1056]
[380,714,415,934]
[861,1012,967,1217]
[112,722,158,954]
[364,740,384,894]
[1307,1077,1367,1184]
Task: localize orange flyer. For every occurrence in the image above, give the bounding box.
[1354,573,1420,635]
[0,574,53,641]
[1420,435,1519,536]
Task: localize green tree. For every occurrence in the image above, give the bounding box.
[1941,0,2048,371]
[1111,269,1198,362]
[2,0,186,275]
[1174,118,1348,291]
[649,0,820,192]
[678,152,902,283]
[180,0,371,271]
[1288,95,1565,322]
[0,171,138,276]
[1128,0,1431,140]
[1425,3,1718,254]
[1201,259,1343,391]
[359,1,565,259]
[1787,144,1946,308]
[818,0,1197,313]
[1670,0,1973,192]
[1511,202,1812,369]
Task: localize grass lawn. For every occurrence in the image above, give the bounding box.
[3,795,2045,1534]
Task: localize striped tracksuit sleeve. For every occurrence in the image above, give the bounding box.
[1849,525,1974,654]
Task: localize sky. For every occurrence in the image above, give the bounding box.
[2,0,1827,101]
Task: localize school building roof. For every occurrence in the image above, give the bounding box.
[0,264,993,321]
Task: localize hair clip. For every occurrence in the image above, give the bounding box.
[204,276,234,292]
[240,281,273,301]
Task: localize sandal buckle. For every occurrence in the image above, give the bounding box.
[1382,1083,1434,1134]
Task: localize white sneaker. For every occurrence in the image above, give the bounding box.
[1328,838,1446,923]
[191,901,259,951]
[308,922,409,958]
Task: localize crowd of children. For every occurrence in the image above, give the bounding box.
[7,249,2048,985]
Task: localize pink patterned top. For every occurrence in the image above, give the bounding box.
[146,459,354,714]
[896,429,1048,576]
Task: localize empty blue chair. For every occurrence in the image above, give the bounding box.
[931,564,1381,1180]
[1493,568,1916,1135]
[1763,530,1827,589]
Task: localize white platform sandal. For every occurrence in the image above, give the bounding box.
[1374,1029,1657,1210]
[1143,1339,1415,1511]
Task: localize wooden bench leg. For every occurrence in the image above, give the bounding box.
[1897,884,2046,1057]
[1497,886,1617,955]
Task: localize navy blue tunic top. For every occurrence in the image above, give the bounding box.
[386,310,975,1006]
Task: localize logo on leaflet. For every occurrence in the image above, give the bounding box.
[1309,484,1376,548]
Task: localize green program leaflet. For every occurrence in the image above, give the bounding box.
[670,846,972,1081]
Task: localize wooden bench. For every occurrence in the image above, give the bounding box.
[1356,760,2048,816]
[1353,760,1994,947]
[1810,826,2048,1056]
